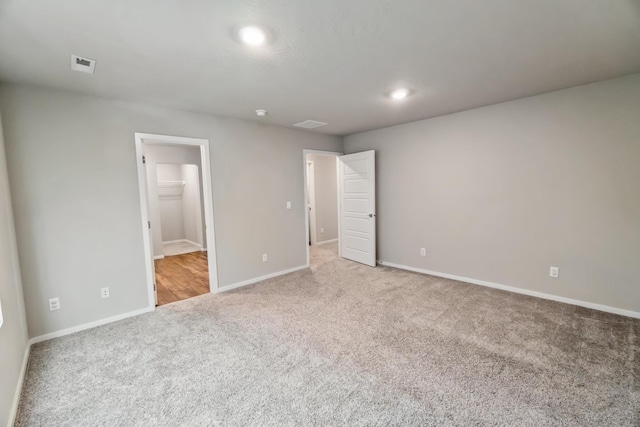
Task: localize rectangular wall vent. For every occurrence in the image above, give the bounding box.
[70,55,96,74]
[293,120,328,129]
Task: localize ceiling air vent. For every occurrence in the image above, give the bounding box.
[70,55,96,74]
[293,120,328,129]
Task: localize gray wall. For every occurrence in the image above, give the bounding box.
[307,154,338,243]
[145,145,204,257]
[344,74,640,313]
[181,164,204,248]
[157,164,186,243]
[0,84,342,338]
[154,163,203,248]
[0,107,29,425]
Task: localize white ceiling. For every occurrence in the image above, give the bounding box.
[1,0,639,136]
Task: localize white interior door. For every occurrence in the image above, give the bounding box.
[339,150,376,267]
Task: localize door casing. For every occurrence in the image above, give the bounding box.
[303,149,342,266]
[134,132,219,309]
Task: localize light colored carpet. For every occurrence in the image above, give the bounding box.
[163,240,201,256]
[16,242,640,426]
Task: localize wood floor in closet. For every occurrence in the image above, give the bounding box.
[154,251,209,306]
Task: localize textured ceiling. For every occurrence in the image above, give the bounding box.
[1,0,639,135]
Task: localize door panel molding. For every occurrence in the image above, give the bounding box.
[339,150,376,267]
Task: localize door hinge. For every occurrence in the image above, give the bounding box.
[153,283,156,291]
[142,155,146,164]
[148,221,151,229]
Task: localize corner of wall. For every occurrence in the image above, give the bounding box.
[0,102,31,427]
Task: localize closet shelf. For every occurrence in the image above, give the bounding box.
[158,181,185,198]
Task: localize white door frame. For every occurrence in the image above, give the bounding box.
[135,132,219,309]
[307,160,317,246]
[303,149,342,266]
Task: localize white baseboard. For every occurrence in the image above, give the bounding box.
[214,264,309,294]
[153,255,164,260]
[29,306,155,345]
[379,261,640,319]
[314,238,338,246]
[162,239,201,248]
[7,343,30,427]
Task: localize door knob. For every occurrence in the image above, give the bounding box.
[369,213,375,218]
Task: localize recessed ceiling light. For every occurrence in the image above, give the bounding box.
[239,26,266,46]
[390,88,410,100]
[256,109,267,117]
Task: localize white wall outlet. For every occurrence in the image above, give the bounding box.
[549,266,559,278]
[320,227,324,234]
[420,248,426,256]
[262,253,268,262]
[101,287,110,299]
[286,201,291,210]
[49,297,61,311]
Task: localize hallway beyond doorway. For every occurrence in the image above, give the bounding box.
[309,241,338,270]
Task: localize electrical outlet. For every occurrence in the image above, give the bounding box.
[320,227,324,234]
[420,248,426,256]
[286,201,291,210]
[549,266,559,278]
[101,287,110,299]
[49,297,60,311]
[262,254,268,262]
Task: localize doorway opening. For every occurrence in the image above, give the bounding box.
[135,133,219,309]
[304,149,378,269]
[304,150,341,269]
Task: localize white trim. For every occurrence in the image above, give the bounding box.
[336,156,341,259]
[303,149,342,268]
[303,149,344,156]
[7,344,30,427]
[134,132,220,311]
[161,239,201,247]
[135,134,158,307]
[307,160,317,246]
[29,306,154,345]
[213,265,309,294]
[379,261,640,319]
[153,255,165,260]
[184,239,201,247]
[314,238,338,246]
